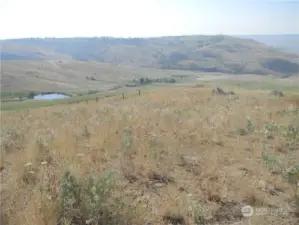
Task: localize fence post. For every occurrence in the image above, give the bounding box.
[122,92,125,100]
[138,89,141,96]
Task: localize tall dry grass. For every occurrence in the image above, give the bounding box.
[1,87,298,225]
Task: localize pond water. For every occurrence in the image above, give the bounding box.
[33,93,70,100]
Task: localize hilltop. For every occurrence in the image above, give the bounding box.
[2,35,299,76]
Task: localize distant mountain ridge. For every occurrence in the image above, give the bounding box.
[1,35,299,76]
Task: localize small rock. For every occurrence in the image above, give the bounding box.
[269,90,284,97]
[258,180,267,191]
[154,183,165,187]
[268,189,279,196]
[182,156,200,166]
[86,219,94,224]
[25,162,32,167]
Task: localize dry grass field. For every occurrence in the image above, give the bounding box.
[1,86,299,225]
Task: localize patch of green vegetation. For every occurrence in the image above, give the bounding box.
[121,127,133,152]
[0,86,163,111]
[1,91,73,102]
[87,89,101,95]
[126,77,177,87]
[57,170,139,224]
[237,118,255,136]
[1,91,36,101]
[0,92,114,111]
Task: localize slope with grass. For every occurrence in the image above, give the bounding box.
[2,35,299,76]
[1,60,199,94]
[236,34,299,54]
[1,86,299,225]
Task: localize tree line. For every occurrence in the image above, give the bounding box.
[126,77,176,87]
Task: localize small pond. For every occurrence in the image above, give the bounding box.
[33,93,70,100]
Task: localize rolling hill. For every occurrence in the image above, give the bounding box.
[1,60,200,93]
[235,34,299,54]
[2,35,299,76]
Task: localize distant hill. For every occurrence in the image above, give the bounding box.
[1,35,299,76]
[235,34,299,54]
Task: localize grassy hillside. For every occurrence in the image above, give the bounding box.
[1,86,299,225]
[196,74,299,93]
[1,60,199,94]
[2,35,299,76]
[236,34,299,54]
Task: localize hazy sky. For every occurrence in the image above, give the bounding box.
[0,0,298,39]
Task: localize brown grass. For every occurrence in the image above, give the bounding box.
[1,87,299,225]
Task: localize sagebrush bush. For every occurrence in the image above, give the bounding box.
[59,170,139,225]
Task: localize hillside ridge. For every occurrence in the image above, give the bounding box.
[2,35,299,76]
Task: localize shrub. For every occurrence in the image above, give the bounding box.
[59,170,139,224]
[263,122,280,139]
[121,127,133,151]
[285,166,299,217]
[237,118,255,136]
[27,91,35,99]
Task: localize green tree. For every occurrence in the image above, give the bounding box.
[144,77,151,84]
[27,92,35,99]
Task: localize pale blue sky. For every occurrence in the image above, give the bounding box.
[0,0,298,39]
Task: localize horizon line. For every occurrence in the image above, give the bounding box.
[1,33,299,41]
